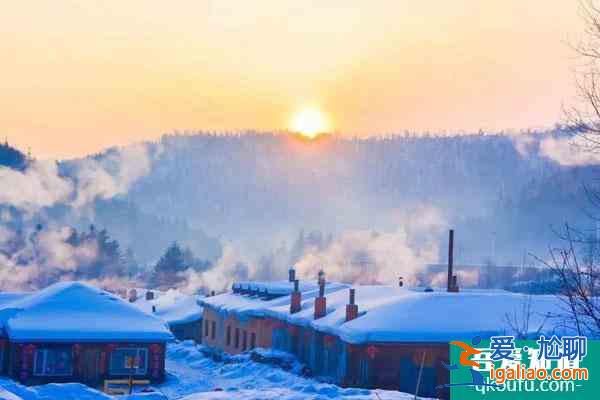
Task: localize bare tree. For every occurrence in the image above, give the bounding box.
[566,1,600,146]
[504,295,551,339]
[544,1,600,338]
[536,224,600,336]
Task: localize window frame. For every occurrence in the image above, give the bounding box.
[235,328,240,348]
[226,326,231,346]
[250,332,256,349]
[108,347,149,377]
[33,347,74,377]
[211,320,216,340]
[242,330,247,351]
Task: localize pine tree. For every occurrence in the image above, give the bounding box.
[152,242,187,288]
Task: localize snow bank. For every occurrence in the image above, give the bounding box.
[163,341,426,400]
[0,377,167,400]
[0,282,173,342]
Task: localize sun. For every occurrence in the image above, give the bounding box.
[290,107,330,138]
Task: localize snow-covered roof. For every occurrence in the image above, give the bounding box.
[132,289,203,326]
[0,292,28,307]
[204,281,568,344]
[267,286,567,343]
[0,282,173,342]
[200,281,348,319]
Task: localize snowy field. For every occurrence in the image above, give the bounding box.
[0,341,427,400]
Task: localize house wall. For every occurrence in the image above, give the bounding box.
[201,300,450,399]
[270,317,449,399]
[170,319,202,343]
[0,338,7,375]
[4,341,167,386]
[341,342,449,399]
[202,307,274,354]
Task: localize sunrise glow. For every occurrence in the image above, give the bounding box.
[291,108,330,138]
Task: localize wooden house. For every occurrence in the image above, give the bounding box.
[0,282,173,387]
[140,291,204,343]
[200,268,562,399]
[199,274,348,355]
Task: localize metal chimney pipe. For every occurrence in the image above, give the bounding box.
[319,281,325,297]
[349,288,355,305]
[448,229,454,292]
[289,268,296,282]
[294,279,299,292]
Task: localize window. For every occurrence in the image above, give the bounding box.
[109,348,148,376]
[33,347,73,376]
[211,321,216,340]
[235,328,240,348]
[242,330,247,351]
[204,320,209,337]
[226,326,232,346]
[250,332,256,349]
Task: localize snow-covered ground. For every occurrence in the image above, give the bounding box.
[0,341,425,400]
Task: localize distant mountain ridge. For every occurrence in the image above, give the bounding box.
[90,128,593,265]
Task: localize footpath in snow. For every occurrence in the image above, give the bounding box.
[0,341,428,400]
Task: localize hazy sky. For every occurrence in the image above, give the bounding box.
[0,1,585,158]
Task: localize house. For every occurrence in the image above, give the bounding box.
[200,270,563,399]
[199,276,348,355]
[268,284,564,399]
[0,282,173,386]
[131,289,204,343]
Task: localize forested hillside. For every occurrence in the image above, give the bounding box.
[116,129,593,266]
[3,129,597,291]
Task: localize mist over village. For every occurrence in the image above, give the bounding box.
[1,1,600,400]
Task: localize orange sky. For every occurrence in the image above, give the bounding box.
[0,1,585,158]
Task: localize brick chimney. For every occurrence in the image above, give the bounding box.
[314,280,327,319]
[128,288,138,303]
[345,288,358,322]
[290,280,301,313]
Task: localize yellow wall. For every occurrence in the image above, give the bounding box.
[202,307,274,354]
